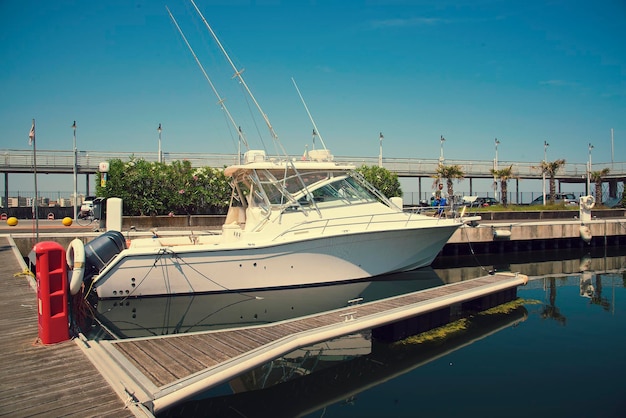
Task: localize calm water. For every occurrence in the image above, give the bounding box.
[94,246,626,418]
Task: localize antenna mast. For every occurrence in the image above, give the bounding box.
[190,0,286,156]
[611,128,614,164]
[291,77,328,151]
[166,6,248,162]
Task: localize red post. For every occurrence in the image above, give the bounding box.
[34,241,70,344]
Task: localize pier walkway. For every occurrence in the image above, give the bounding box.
[0,236,152,417]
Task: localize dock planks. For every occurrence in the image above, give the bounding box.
[0,236,146,418]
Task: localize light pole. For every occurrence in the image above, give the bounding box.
[542,140,549,205]
[493,138,500,200]
[587,142,594,194]
[72,121,77,221]
[158,123,162,163]
[439,135,445,165]
[378,132,384,167]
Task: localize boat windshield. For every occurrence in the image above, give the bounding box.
[234,169,379,210]
[300,175,378,205]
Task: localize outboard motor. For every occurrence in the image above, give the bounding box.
[83,231,126,281]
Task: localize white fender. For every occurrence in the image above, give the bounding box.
[66,238,85,295]
[493,229,512,239]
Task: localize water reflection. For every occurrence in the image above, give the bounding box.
[95,246,624,341]
[151,246,625,417]
[158,305,529,418]
[94,268,445,339]
[432,245,625,283]
[87,245,626,416]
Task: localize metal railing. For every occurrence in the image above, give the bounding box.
[2,148,625,180]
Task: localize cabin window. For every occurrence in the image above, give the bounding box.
[298,175,378,206]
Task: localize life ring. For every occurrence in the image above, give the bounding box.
[580,195,595,210]
[66,238,85,295]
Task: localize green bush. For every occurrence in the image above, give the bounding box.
[96,157,230,216]
[356,165,403,198]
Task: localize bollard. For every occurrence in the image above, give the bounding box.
[34,241,70,344]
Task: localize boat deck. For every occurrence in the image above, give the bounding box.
[0,236,151,417]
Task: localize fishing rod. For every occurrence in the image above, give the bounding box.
[189,0,288,158]
[166,6,249,162]
[291,77,328,151]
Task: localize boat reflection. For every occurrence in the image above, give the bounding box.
[157,303,528,417]
[96,247,624,340]
[95,267,445,339]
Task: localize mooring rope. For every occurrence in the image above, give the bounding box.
[96,247,260,316]
[461,225,491,275]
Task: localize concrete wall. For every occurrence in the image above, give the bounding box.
[449,218,626,244]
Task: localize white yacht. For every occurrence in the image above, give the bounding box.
[75,150,475,299]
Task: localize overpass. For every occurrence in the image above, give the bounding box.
[1,148,625,204]
[2,148,626,178]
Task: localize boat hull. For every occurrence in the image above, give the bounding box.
[93,224,458,298]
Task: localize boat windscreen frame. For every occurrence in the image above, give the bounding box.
[349,170,402,210]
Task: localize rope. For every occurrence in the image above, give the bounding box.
[69,287,94,338]
[461,225,491,275]
[13,268,34,278]
[97,247,259,317]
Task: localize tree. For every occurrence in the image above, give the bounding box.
[356,165,402,199]
[540,159,566,204]
[96,157,231,216]
[97,157,166,216]
[490,165,516,207]
[166,160,231,215]
[434,164,464,202]
[590,168,610,205]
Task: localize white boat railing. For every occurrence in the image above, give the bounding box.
[271,210,459,241]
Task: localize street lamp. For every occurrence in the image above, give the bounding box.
[494,138,500,167]
[439,135,445,165]
[587,142,594,194]
[493,138,500,200]
[72,121,77,221]
[158,123,162,163]
[542,140,549,205]
[378,132,384,167]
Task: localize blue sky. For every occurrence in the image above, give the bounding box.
[1,0,624,195]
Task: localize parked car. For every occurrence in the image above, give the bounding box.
[462,196,499,207]
[530,193,578,205]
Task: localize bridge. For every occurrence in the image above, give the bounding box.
[2,149,626,178]
[1,149,625,205]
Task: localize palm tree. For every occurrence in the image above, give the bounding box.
[590,168,610,205]
[434,164,464,202]
[540,159,566,204]
[490,165,516,207]
[541,278,567,326]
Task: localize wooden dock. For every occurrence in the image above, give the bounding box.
[0,236,152,418]
[87,271,527,414]
[1,232,528,416]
